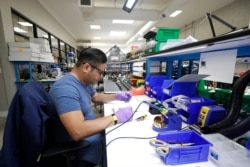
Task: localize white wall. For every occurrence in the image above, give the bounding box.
[180,0,250,40]
[179,0,250,76]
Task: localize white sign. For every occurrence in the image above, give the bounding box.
[198,49,237,83]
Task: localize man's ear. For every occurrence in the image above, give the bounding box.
[82,63,91,72]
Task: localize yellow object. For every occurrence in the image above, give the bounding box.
[136,79,145,87]
[111,114,118,125]
[198,106,210,127]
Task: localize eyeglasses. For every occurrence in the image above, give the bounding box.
[89,64,105,75]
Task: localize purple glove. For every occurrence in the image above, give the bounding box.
[115,92,132,102]
[115,106,133,123]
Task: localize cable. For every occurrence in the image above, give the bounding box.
[106,136,156,147]
[105,101,146,135]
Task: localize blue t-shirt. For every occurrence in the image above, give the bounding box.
[49,74,103,164]
[49,73,96,120]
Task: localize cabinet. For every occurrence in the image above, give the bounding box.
[13,61,59,89]
[138,29,250,80]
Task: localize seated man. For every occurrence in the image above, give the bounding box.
[49,48,133,166]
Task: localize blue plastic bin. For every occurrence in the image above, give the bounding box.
[145,75,167,97]
[156,130,212,165]
[163,82,197,97]
[176,96,215,124]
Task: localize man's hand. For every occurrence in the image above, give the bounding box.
[115,106,133,123]
[115,92,132,102]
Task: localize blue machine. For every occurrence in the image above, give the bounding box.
[145,101,182,132]
[198,105,227,127]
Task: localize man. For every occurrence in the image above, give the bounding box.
[49,48,133,166]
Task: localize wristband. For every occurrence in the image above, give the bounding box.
[111,114,118,125]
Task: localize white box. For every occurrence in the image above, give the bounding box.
[9,51,40,62]
[8,55,40,62]
[30,38,49,45]
[8,42,39,49]
[9,47,40,53]
[39,45,51,52]
[39,53,54,63]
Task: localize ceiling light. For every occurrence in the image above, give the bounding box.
[13,27,27,33]
[137,37,144,41]
[170,10,182,17]
[42,35,49,38]
[17,22,33,26]
[150,27,156,31]
[123,0,138,13]
[110,31,126,37]
[93,37,101,40]
[112,20,134,24]
[90,25,101,29]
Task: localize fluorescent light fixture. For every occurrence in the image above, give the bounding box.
[93,37,101,40]
[137,37,144,41]
[13,27,27,33]
[17,21,33,26]
[127,21,157,44]
[90,25,101,29]
[170,10,182,17]
[112,20,134,24]
[150,27,156,31]
[123,0,138,13]
[42,35,49,38]
[110,31,126,37]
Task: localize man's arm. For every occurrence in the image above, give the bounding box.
[92,92,116,103]
[59,110,114,141]
[92,92,132,103]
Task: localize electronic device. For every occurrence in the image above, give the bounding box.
[148,101,166,115]
[144,101,182,132]
[198,105,227,127]
[50,67,61,78]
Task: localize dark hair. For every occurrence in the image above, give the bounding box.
[76,48,107,67]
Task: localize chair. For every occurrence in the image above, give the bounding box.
[93,79,104,113]
[0,81,90,167]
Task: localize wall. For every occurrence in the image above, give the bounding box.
[179,0,250,76]
[0,0,77,113]
[0,11,8,112]
[180,0,250,40]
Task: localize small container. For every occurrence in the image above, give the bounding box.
[155,130,212,165]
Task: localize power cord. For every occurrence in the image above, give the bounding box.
[106,136,156,147]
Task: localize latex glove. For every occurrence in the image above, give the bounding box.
[115,92,132,102]
[115,106,133,123]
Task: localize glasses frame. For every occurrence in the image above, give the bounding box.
[89,64,105,75]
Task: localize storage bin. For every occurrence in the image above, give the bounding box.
[144,75,167,97]
[175,96,215,124]
[155,130,212,165]
[213,88,231,109]
[158,79,174,104]
[163,81,197,97]
[205,133,250,167]
[155,28,180,42]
